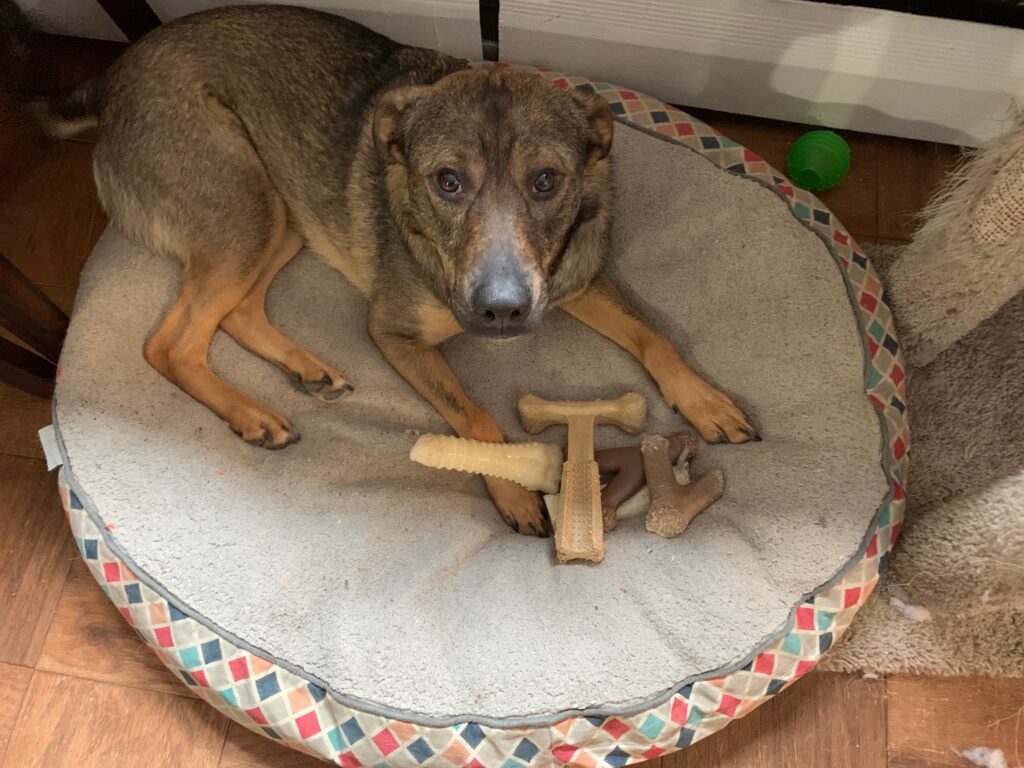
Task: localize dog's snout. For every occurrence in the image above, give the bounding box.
[470,278,531,332]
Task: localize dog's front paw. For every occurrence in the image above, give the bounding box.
[228,404,300,449]
[290,365,353,403]
[668,380,759,444]
[485,476,551,537]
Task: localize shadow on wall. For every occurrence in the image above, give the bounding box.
[737,4,961,144]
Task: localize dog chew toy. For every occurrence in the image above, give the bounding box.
[786,130,851,192]
[544,441,693,528]
[409,434,563,494]
[596,431,700,531]
[641,435,725,537]
[518,393,646,563]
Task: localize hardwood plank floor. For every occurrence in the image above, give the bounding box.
[875,137,961,242]
[0,663,34,764]
[36,559,191,698]
[0,454,75,667]
[663,672,888,768]
[888,676,1024,768]
[0,138,103,291]
[2,671,228,768]
[0,382,52,460]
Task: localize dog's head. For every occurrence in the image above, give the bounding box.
[374,67,613,338]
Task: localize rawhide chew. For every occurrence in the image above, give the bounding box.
[641,434,724,538]
[517,393,645,563]
[596,431,699,531]
[410,434,563,494]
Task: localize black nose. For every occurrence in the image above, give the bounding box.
[470,279,531,331]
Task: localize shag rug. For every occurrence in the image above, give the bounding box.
[822,244,1024,677]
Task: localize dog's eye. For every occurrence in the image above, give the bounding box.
[435,169,463,196]
[532,170,558,197]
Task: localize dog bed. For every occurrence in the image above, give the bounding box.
[50,67,908,767]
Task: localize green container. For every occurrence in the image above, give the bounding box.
[786,130,851,192]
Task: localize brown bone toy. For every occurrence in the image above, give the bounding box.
[641,435,725,537]
[596,431,700,531]
[518,393,646,563]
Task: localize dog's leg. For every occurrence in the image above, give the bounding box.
[561,274,758,443]
[220,230,353,401]
[370,324,550,536]
[144,247,300,450]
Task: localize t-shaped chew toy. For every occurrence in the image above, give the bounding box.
[641,434,724,537]
[517,393,646,562]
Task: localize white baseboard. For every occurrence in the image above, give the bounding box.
[500,0,1024,146]
[22,0,1022,145]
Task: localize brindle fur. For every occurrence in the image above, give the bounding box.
[39,5,757,536]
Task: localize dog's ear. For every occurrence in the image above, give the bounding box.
[374,84,432,164]
[570,89,614,165]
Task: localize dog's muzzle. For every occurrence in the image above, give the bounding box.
[456,273,543,338]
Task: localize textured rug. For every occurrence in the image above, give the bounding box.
[822,245,1024,677]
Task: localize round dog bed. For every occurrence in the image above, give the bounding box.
[52,67,908,766]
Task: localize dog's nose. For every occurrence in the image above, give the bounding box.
[470,279,531,331]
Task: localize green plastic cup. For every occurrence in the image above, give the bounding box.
[786,130,851,192]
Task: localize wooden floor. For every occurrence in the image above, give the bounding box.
[1,37,1022,768]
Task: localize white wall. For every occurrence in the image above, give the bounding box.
[500,0,1024,146]
[14,0,480,58]
[18,0,1023,144]
[149,0,481,60]
[16,0,127,41]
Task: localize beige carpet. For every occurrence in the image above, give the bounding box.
[822,245,1024,677]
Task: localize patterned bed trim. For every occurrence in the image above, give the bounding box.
[55,66,908,767]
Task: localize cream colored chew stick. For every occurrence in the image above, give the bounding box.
[410,434,563,494]
[518,393,646,563]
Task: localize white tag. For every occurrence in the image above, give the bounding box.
[38,425,63,471]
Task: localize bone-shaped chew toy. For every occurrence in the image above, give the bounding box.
[596,431,700,531]
[409,434,563,494]
[641,434,725,537]
[518,393,646,563]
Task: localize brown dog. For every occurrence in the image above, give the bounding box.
[37,5,757,535]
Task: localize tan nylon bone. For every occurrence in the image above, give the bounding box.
[517,393,645,562]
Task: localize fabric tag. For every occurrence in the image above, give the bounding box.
[38,425,64,471]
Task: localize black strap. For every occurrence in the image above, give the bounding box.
[96,0,161,42]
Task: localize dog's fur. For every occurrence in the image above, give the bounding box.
[37,5,756,535]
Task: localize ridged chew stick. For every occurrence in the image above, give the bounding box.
[517,393,646,563]
[410,434,563,494]
[641,435,724,538]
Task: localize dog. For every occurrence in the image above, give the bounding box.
[35,5,757,536]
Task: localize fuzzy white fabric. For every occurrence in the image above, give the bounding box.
[54,124,887,721]
[960,747,1009,768]
[889,596,932,623]
[886,118,1024,367]
[823,245,1024,678]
